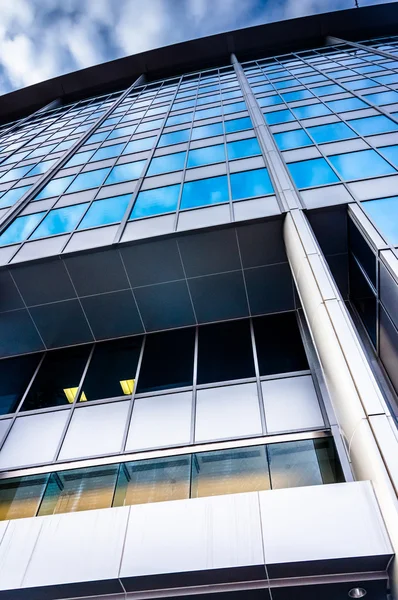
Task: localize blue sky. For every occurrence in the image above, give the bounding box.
[0,0,394,94]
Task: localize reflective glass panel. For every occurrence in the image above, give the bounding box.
[113,457,191,506]
[130,183,180,218]
[0,212,45,246]
[326,98,367,112]
[147,152,186,176]
[65,151,95,168]
[38,465,119,515]
[90,143,125,161]
[107,125,136,140]
[158,129,190,147]
[264,109,295,125]
[258,95,283,108]
[180,175,229,209]
[0,185,31,209]
[191,122,223,140]
[292,103,331,119]
[379,145,398,166]
[78,194,131,229]
[224,117,252,133]
[195,106,223,120]
[311,84,344,96]
[348,115,398,136]
[363,196,398,244]
[187,144,225,167]
[288,157,339,188]
[68,168,110,193]
[227,138,261,159]
[268,438,343,489]
[230,168,273,200]
[166,112,193,127]
[123,136,156,153]
[35,176,74,200]
[307,121,356,143]
[281,89,314,102]
[0,474,49,520]
[105,161,145,184]
[364,90,398,105]
[274,129,312,150]
[329,149,395,180]
[191,446,270,498]
[0,354,42,415]
[21,345,91,411]
[30,203,89,239]
[136,118,164,133]
[79,337,142,401]
[0,165,32,183]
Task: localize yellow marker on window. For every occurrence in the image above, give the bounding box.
[63,388,87,403]
[120,379,135,395]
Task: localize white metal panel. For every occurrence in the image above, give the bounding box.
[0,411,69,469]
[126,391,192,451]
[121,214,175,241]
[64,225,119,253]
[177,205,230,231]
[11,235,70,263]
[261,375,324,433]
[348,175,398,200]
[259,481,392,564]
[301,184,353,209]
[195,383,262,442]
[233,196,280,220]
[22,506,130,588]
[120,492,264,577]
[0,518,41,591]
[58,401,130,460]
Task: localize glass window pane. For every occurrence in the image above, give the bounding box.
[264,109,295,125]
[0,212,46,246]
[344,78,379,91]
[0,474,49,520]
[113,457,191,506]
[281,90,314,102]
[105,161,145,184]
[363,196,398,244]
[21,345,91,411]
[307,121,357,143]
[107,125,136,140]
[79,337,142,402]
[191,446,270,498]
[0,354,42,415]
[197,320,255,384]
[227,138,261,159]
[68,168,110,193]
[253,312,308,376]
[65,151,95,168]
[349,255,377,345]
[191,122,223,140]
[379,145,398,166]
[35,176,74,200]
[231,168,273,200]
[312,83,344,96]
[364,90,398,106]
[137,328,195,393]
[288,157,339,188]
[38,465,119,515]
[329,149,395,180]
[78,193,131,229]
[30,203,89,239]
[130,183,180,219]
[0,185,31,209]
[90,143,125,162]
[348,115,398,136]
[147,152,186,176]
[326,98,367,112]
[0,165,32,183]
[292,104,331,119]
[187,144,225,168]
[166,112,193,127]
[136,118,164,133]
[274,129,312,150]
[195,106,223,120]
[180,175,229,209]
[268,438,343,489]
[158,129,190,147]
[224,117,252,133]
[258,95,283,108]
[123,136,156,153]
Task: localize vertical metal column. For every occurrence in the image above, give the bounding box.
[232,52,398,597]
[0,74,146,232]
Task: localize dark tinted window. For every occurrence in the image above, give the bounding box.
[0,354,42,415]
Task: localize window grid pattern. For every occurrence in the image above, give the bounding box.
[0,94,121,215]
[0,67,275,252]
[0,314,327,470]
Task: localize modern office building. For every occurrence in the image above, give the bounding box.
[0,3,397,599]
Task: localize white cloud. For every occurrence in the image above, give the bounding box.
[0,0,391,94]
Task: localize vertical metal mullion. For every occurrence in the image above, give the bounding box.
[190,326,199,445]
[113,75,184,243]
[249,318,267,436]
[120,335,146,454]
[52,343,96,462]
